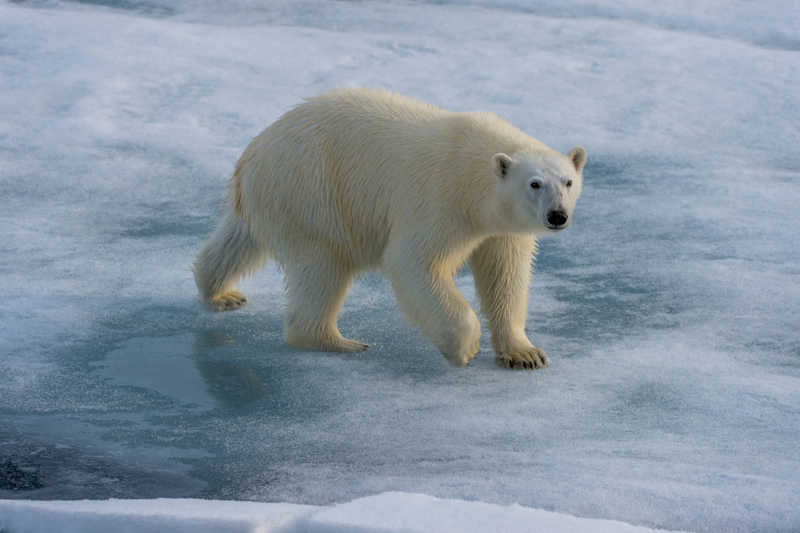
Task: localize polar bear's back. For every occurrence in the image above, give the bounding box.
[231,88,541,268]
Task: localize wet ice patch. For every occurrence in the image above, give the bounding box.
[90,334,268,411]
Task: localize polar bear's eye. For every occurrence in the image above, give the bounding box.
[530,182,541,189]
[566,180,573,187]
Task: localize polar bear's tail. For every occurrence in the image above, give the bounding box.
[193,210,267,311]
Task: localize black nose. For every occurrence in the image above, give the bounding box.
[547,210,568,227]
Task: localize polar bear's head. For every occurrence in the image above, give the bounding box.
[491,147,586,234]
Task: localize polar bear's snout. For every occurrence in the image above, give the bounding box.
[546,209,569,229]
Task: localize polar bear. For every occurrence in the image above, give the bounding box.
[194,88,586,370]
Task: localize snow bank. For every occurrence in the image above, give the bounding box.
[0,498,313,533]
[0,492,691,533]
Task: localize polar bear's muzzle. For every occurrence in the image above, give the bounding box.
[546,209,569,230]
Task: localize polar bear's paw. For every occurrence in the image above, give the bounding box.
[207,290,248,311]
[495,347,549,370]
[287,333,370,354]
[331,338,370,353]
[469,336,481,360]
[443,336,481,368]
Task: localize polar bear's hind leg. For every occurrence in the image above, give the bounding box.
[194,211,267,311]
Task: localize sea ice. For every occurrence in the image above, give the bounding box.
[0,1,798,532]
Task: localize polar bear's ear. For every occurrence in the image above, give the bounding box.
[492,153,513,178]
[568,146,587,173]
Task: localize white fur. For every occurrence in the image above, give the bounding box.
[194,88,586,369]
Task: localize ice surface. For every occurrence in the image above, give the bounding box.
[0,492,692,533]
[1,1,799,532]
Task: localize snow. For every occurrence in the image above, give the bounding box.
[0,497,314,533]
[1,0,799,532]
[0,492,691,533]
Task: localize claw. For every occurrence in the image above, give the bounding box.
[207,289,249,312]
[496,347,549,370]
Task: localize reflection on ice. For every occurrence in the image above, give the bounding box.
[193,331,270,409]
[94,335,215,410]
[93,332,268,411]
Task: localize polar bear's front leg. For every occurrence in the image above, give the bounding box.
[470,234,549,370]
[386,253,481,367]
